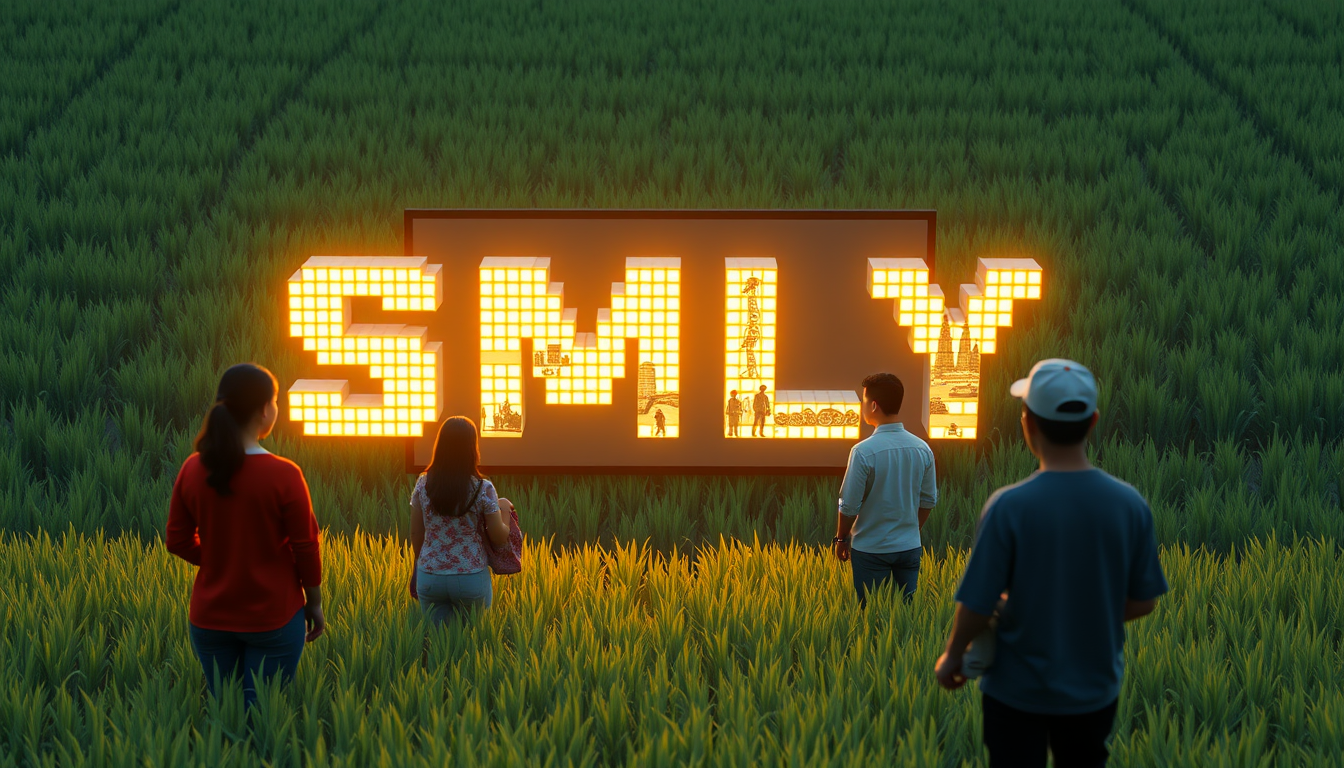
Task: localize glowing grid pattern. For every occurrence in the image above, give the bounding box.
[725,258,858,439]
[725,258,776,437]
[478,256,680,438]
[773,391,862,439]
[868,256,1042,440]
[286,256,444,437]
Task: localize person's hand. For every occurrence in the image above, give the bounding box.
[409,570,419,600]
[832,539,850,562]
[498,497,516,517]
[304,602,326,642]
[935,651,968,690]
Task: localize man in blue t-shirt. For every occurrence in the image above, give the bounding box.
[934,359,1168,767]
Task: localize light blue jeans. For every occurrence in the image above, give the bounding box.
[417,567,492,624]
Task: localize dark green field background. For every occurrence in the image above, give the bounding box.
[3,1,1344,765]
[4,0,1342,550]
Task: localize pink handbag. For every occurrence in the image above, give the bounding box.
[480,501,522,575]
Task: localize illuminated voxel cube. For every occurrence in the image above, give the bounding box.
[868,256,1043,440]
[773,391,862,440]
[286,256,444,437]
[479,256,681,438]
[724,259,858,439]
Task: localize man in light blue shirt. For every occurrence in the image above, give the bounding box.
[935,359,1168,767]
[834,373,937,607]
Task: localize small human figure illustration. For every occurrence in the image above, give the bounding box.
[752,385,770,437]
[726,390,741,436]
[654,408,666,437]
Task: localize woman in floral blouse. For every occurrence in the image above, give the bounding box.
[409,416,514,623]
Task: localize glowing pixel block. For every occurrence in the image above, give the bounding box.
[773,391,862,439]
[868,257,1042,440]
[286,256,444,436]
[478,256,680,438]
[725,258,858,439]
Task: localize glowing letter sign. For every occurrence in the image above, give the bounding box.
[286,256,443,436]
[282,211,1044,470]
[477,257,681,438]
[868,256,1042,439]
[725,259,861,439]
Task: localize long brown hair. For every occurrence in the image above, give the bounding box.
[424,416,486,517]
[194,363,277,496]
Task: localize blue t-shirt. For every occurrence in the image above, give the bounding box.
[954,469,1169,715]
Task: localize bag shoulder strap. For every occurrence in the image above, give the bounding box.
[463,478,484,515]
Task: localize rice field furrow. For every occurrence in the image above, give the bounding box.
[0,0,183,158]
[1119,0,1341,207]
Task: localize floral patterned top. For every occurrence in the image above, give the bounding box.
[413,474,499,575]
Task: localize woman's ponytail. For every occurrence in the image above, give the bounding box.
[194,363,278,496]
[197,402,246,495]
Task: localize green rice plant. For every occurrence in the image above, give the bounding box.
[773,483,821,545]
[1258,360,1322,439]
[1195,364,1259,446]
[1122,375,1193,448]
[0,0,180,155]
[1208,438,1248,492]
[1321,373,1344,439]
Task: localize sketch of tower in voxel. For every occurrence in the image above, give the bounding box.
[546,343,562,365]
[638,361,657,402]
[969,342,981,375]
[933,314,955,378]
[958,320,973,371]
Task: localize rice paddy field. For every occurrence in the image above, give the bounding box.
[2,0,1343,765]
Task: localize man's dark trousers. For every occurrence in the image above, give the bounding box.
[982,693,1118,768]
[850,546,921,608]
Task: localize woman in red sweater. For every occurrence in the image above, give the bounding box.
[166,363,324,709]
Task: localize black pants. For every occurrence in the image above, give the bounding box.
[982,693,1118,768]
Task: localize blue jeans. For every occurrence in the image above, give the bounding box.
[417,568,492,625]
[850,546,921,608]
[189,608,305,709]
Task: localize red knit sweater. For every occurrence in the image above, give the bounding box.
[166,452,322,632]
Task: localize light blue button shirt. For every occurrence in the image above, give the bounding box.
[838,423,937,554]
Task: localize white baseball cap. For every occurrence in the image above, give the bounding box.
[1009,359,1097,422]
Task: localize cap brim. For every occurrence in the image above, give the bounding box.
[1009,378,1030,398]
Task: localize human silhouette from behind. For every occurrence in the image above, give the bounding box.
[935,359,1168,768]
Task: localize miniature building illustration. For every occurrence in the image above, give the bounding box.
[725,258,861,440]
[773,391,863,439]
[868,256,1042,439]
[479,256,680,438]
[286,256,444,436]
